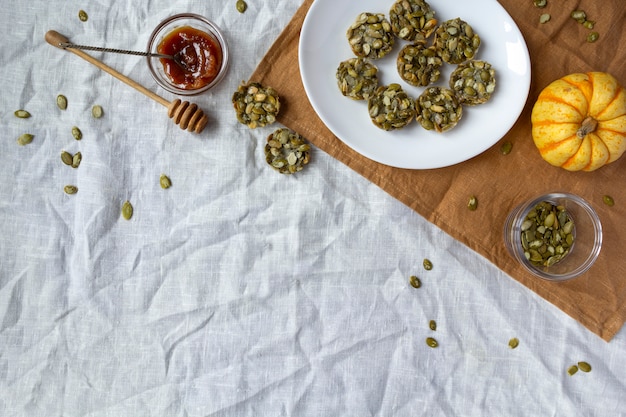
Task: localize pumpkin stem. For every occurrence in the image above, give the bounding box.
[577,116,598,138]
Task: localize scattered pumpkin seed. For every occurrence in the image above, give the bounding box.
[583,20,595,30]
[160,174,172,189]
[429,320,437,331]
[121,200,133,220]
[409,275,421,288]
[500,141,513,155]
[72,126,82,140]
[602,195,615,206]
[71,152,82,168]
[91,105,103,118]
[64,185,78,195]
[468,195,478,211]
[17,133,34,146]
[508,337,519,349]
[426,337,439,348]
[539,13,551,24]
[236,0,247,13]
[56,94,68,110]
[586,31,599,43]
[570,10,587,23]
[78,10,88,22]
[577,361,592,372]
[14,109,31,118]
[533,0,547,8]
[567,365,579,376]
[61,151,73,166]
[423,258,433,271]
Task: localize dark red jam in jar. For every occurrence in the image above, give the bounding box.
[157,25,223,90]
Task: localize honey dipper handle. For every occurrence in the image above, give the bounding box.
[45,30,170,108]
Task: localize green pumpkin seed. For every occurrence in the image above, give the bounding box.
[423,258,433,271]
[57,94,68,110]
[603,195,615,206]
[426,337,438,348]
[429,320,437,331]
[91,105,103,118]
[570,10,586,23]
[521,201,574,267]
[61,151,73,166]
[72,126,82,140]
[583,20,595,30]
[468,195,478,211]
[567,365,579,376]
[64,185,78,195]
[160,174,172,189]
[586,31,599,43]
[122,200,133,220]
[14,109,31,118]
[533,0,547,8]
[78,10,88,22]
[409,275,421,288]
[539,13,551,24]
[17,133,34,146]
[577,361,592,372]
[71,152,82,168]
[508,337,519,349]
[236,0,247,13]
[500,141,513,155]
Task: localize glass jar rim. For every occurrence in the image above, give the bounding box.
[146,13,230,96]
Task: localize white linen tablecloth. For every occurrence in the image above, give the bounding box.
[1,1,625,416]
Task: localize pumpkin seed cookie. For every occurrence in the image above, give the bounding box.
[336,57,379,100]
[396,43,443,87]
[232,82,280,129]
[416,86,463,132]
[346,12,395,60]
[265,128,311,174]
[449,60,496,105]
[367,84,416,131]
[434,18,481,64]
[389,0,438,42]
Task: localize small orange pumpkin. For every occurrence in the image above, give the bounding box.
[531,72,626,171]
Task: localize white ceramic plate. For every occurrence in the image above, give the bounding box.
[299,0,531,169]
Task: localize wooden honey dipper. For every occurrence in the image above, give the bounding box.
[45,30,209,133]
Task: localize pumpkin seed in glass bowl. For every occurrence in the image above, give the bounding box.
[265,128,311,174]
[388,0,437,42]
[449,60,496,105]
[336,57,379,100]
[346,12,395,60]
[367,83,416,131]
[397,43,443,87]
[416,86,463,132]
[232,82,280,129]
[434,18,481,64]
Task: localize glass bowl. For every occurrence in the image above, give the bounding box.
[147,13,229,96]
[503,192,602,281]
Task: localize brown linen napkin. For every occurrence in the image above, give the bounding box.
[250,0,626,341]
